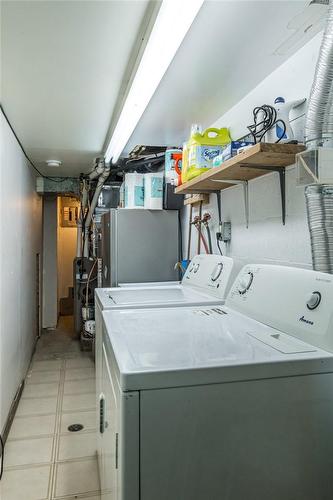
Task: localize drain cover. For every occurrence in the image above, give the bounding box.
[68,424,84,432]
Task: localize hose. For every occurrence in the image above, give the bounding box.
[85,259,98,308]
[193,217,210,254]
[187,205,193,261]
[0,434,4,480]
[206,225,213,254]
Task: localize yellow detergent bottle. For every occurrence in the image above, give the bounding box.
[183,125,231,183]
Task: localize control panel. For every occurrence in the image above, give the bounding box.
[226,264,333,353]
[182,254,236,298]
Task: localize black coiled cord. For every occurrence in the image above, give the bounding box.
[247,104,286,144]
[0,434,4,480]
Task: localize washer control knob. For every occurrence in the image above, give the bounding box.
[211,262,223,282]
[306,291,321,310]
[193,263,200,274]
[238,272,254,295]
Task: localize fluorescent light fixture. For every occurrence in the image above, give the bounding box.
[105,0,204,164]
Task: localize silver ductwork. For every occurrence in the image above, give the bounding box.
[305,184,333,272]
[305,0,333,273]
[305,0,333,148]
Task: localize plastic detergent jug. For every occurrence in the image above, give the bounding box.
[164,148,182,184]
[173,152,183,186]
[182,126,231,183]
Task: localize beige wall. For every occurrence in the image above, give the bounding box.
[57,197,77,301]
[43,197,58,328]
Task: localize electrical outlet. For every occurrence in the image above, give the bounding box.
[221,222,231,242]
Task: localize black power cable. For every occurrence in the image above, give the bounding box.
[247,104,286,144]
[0,104,78,183]
[0,434,4,480]
[215,192,223,255]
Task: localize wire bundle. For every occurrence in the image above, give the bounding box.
[247,104,286,144]
[0,434,4,480]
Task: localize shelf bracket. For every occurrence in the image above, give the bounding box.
[211,179,249,228]
[240,165,286,225]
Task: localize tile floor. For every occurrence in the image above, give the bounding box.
[0,316,100,500]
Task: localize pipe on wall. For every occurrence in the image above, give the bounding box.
[83,161,110,258]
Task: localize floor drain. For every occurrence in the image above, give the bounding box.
[68,424,84,432]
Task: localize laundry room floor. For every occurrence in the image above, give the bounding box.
[1,316,100,500]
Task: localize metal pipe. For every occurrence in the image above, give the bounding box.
[305,184,333,273]
[88,158,106,180]
[76,181,88,258]
[83,163,110,257]
[76,219,83,258]
[305,0,333,148]
[304,0,333,273]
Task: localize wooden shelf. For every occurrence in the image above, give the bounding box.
[175,143,305,194]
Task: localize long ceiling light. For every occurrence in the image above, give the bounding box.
[105,0,205,164]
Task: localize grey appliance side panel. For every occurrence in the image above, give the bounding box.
[116,209,178,284]
[110,209,118,287]
[103,325,140,500]
[101,211,111,287]
[140,374,333,500]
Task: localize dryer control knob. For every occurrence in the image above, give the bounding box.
[238,272,253,295]
[306,291,321,310]
[211,262,223,282]
[193,263,200,274]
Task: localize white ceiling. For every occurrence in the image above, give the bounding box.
[124,0,325,154]
[1,0,325,176]
[1,0,150,176]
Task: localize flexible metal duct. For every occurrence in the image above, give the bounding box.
[305,184,333,272]
[305,0,333,148]
[304,1,333,272]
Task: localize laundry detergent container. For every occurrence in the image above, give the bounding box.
[182,127,230,183]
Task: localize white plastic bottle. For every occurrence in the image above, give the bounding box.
[268,96,305,143]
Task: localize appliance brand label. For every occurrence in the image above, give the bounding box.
[299,315,314,326]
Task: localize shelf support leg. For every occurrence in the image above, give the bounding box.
[278,168,286,226]
[243,181,249,229]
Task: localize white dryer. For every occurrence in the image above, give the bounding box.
[100,264,333,500]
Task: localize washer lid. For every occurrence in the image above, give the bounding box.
[97,285,224,309]
[102,306,333,391]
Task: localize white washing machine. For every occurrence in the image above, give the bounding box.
[95,254,236,313]
[99,264,333,500]
[95,253,238,477]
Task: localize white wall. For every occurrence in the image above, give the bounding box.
[0,111,42,432]
[182,33,322,269]
[42,197,58,328]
